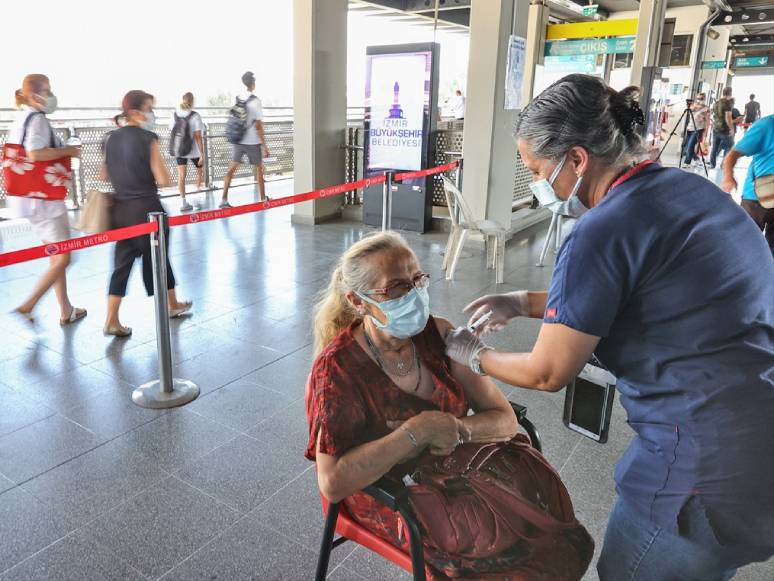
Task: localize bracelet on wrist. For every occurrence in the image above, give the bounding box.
[471,346,493,376]
[400,426,419,448]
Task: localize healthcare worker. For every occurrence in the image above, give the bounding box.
[445,74,774,581]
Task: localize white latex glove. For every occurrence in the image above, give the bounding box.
[463,290,529,334]
[445,326,489,369]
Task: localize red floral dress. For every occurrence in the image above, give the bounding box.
[305,317,594,580]
[305,317,469,577]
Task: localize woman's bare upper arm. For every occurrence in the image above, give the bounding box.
[433,316,511,414]
[149,139,171,186]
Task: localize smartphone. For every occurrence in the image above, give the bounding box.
[562,363,617,443]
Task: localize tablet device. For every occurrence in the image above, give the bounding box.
[562,363,617,443]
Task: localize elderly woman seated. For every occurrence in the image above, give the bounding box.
[305,232,592,580]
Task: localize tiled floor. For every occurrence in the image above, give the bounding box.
[0,170,771,580]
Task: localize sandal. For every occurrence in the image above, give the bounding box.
[60,307,87,326]
[169,301,193,319]
[103,324,132,337]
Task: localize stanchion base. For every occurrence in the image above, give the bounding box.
[132,378,199,409]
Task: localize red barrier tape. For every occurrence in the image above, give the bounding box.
[168,175,385,227]
[394,160,459,182]
[1,161,459,267]
[0,222,157,267]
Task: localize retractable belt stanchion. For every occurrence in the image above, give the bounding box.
[381,171,394,231]
[132,212,199,409]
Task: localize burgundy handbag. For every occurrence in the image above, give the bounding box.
[406,435,593,579]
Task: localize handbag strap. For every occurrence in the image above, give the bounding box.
[19,111,56,149]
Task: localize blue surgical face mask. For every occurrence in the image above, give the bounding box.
[140,110,156,132]
[528,155,588,219]
[357,286,430,339]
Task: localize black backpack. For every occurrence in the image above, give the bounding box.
[168,112,195,157]
[225,95,256,144]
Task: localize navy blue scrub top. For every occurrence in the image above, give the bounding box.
[545,162,774,546]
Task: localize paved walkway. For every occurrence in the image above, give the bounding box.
[0,176,770,580]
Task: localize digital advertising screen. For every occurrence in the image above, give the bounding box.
[365,51,432,172]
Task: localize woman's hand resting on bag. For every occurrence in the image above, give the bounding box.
[388,411,471,456]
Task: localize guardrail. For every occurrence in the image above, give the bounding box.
[0,161,458,409]
[1,107,533,210]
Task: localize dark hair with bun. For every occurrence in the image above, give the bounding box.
[515,74,647,165]
[113,90,154,126]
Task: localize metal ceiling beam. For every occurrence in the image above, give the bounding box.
[730,33,774,46]
[349,0,470,29]
[714,7,774,27]
[405,0,470,12]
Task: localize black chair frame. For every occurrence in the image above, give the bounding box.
[314,402,542,581]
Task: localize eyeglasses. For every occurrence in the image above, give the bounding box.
[362,272,430,301]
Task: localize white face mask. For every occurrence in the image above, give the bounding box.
[528,155,588,219]
[36,93,58,114]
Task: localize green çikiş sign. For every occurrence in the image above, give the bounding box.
[544,37,635,57]
[582,5,598,16]
[735,56,769,68]
[702,60,726,70]
[544,55,597,73]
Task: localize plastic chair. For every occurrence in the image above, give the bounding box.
[313,402,542,581]
[441,176,507,284]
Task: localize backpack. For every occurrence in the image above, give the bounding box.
[168,112,195,157]
[225,95,256,144]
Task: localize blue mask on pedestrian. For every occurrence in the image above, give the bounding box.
[357,286,430,339]
[140,111,156,132]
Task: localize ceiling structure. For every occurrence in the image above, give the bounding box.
[349,0,774,56]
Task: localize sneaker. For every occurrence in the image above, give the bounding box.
[219,200,232,209]
[180,201,193,212]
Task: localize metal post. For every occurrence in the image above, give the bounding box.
[64,128,81,210]
[132,212,199,409]
[453,158,463,224]
[382,171,394,231]
[203,127,213,190]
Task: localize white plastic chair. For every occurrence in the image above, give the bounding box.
[535,209,564,267]
[441,176,507,284]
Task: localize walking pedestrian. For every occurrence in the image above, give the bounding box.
[220,71,270,207]
[169,92,205,212]
[100,90,191,337]
[710,87,735,168]
[744,94,761,125]
[6,74,86,327]
[683,93,709,166]
[721,114,774,255]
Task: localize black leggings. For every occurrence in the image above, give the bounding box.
[108,197,176,297]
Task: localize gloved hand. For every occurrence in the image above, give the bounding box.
[445,326,489,369]
[463,290,529,334]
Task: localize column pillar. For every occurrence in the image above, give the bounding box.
[462,0,530,229]
[522,0,550,105]
[292,0,348,225]
[629,0,667,86]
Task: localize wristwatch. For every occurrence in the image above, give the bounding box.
[470,346,493,376]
